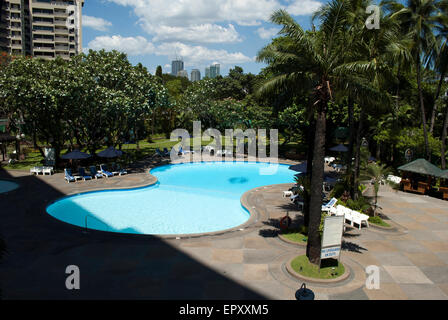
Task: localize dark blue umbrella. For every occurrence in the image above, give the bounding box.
[329,144,348,152]
[98,146,123,158]
[61,149,91,160]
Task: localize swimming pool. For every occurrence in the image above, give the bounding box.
[0,180,19,194]
[46,162,295,235]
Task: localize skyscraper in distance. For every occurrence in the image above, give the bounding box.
[171,58,184,76]
[210,64,220,78]
[191,69,200,82]
[205,66,210,78]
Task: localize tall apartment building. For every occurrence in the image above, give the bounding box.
[190,69,200,82]
[210,63,220,78]
[205,63,220,79]
[171,58,184,76]
[0,0,84,59]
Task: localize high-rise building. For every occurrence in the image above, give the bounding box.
[171,59,184,76]
[204,63,220,79]
[190,69,200,82]
[210,63,220,78]
[0,0,85,60]
[177,69,188,78]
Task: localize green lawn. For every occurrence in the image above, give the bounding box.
[290,255,345,280]
[368,216,391,227]
[281,230,308,243]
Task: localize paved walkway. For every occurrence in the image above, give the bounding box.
[0,159,447,299]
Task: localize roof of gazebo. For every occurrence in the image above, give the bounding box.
[398,158,443,177]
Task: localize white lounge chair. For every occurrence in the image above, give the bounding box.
[348,210,370,230]
[322,197,338,212]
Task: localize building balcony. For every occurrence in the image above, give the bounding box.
[34,46,55,51]
[33,29,54,34]
[33,20,54,25]
[11,43,22,49]
[33,37,54,43]
[55,45,68,50]
[54,37,68,42]
[54,28,69,34]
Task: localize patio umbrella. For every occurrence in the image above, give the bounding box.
[60,149,91,160]
[440,170,448,179]
[329,144,348,152]
[289,161,307,173]
[98,146,123,158]
[397,158,443,177]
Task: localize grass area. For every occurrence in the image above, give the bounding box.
[290,255,345,279]
[368,216,391,227]
[281,230,308,243]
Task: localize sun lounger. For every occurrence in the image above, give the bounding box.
[64,168,77,183]
[110,163,120,176]
[99,164,114,178]
[89,166,103,179]
[42,166,54,175]
[30,166,43,175]
[78,167,92,181]
[155,148,167,157]
[331,205,369,229]
[115,163,127,176]
[322,197,338,212]
[348,210,370,229]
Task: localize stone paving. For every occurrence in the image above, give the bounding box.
[0,158,447,300]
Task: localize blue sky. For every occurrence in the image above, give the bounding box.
[82,0,328,76]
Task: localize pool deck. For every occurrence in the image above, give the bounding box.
[1,157,448,300]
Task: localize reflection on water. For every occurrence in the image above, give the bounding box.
[228,177,249,184]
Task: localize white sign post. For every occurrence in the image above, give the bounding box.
[320,215,344,261]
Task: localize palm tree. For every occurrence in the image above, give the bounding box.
[256,2,360,265]
[383,0,446,160]
[360,163,391,216]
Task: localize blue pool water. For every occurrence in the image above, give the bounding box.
[46,162,295,235]
[0,180,19,193]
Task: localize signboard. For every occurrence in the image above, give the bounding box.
[320,216,344,260]
[321,246,341,259]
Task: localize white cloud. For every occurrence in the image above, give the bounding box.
[151,24,242,44]
[156,42,253,67]
[86,35,252,66]
[86,35,155,56]
[256,27,280,39]
[286,0,323,16]
[82,15,113,31]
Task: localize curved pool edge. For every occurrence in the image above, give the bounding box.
[45,160,299,239]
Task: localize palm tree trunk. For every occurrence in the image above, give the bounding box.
[416,61,431,160]
[353,108,365,200]
[429,68,446,134]
[306,103,326,265]
[347,97,355,198]
[441,99,448,170]
[303,118,315,228]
